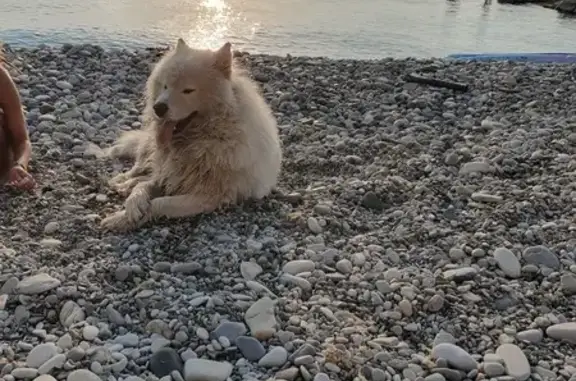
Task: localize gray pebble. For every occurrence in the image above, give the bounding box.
[282,260,315,275]
[11,368,38,379]
[431,343,478,371]
[258,347,288,368]
[493,248,521,278]
[307,217,323,233]
[314,373,331,381]
[425,374,446,381]
[236,336,266,361]
[212,321,247,343]
[484,362,506,377]
[16,274,60,295]
[240,261,263,280]
[546,322,576,344]
[561,274,576,294]
[516,329,543,344]
[522,246,559,269]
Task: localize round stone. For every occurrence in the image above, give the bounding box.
[431,343,478,371]
[82,325,99,341]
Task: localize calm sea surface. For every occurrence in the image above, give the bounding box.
[1,0,576,59]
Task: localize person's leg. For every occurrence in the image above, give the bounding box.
[0,65,35,191]
[0,113,14,185]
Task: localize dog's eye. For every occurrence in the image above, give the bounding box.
[183,89,196,94]
[163,85,168,90]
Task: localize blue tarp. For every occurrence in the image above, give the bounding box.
[447,53,576,63]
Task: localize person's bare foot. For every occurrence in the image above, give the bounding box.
[7,164,35,191]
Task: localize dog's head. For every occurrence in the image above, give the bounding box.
[147,39,235,143]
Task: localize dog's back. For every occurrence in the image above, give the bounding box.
[229,74,282,199]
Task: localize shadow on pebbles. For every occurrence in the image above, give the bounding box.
[0,44,576,381]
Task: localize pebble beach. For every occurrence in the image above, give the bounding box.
[0,44,576,381]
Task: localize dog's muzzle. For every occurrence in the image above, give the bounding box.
[174,111,199,131]
[156,111,199,145]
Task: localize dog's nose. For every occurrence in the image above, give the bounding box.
[153,102,169,118]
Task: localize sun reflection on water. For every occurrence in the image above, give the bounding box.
[202,0,227,11]
[182,0,256,50]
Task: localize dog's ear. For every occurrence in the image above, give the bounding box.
[175,38,188,53]
[213,42,232,79]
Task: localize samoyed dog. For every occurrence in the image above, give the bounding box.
[101,39,282,232]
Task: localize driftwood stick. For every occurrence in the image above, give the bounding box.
[404,73,469,92]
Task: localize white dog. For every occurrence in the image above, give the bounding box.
[101,39,282,231]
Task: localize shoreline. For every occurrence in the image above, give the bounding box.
[5,41,451,62]
[2,41,415,63]
[5,42,576,66]
[0,43,576,381]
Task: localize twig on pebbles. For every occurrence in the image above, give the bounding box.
[493,85,520,93]
[404,72,469,91]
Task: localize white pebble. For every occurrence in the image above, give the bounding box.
[67,370,101,381]
[307,217,323,233]
[82,325,99,341]
[496,344,530,381]
[183,359,233,381]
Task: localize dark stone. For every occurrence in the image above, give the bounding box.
[498,0,534,4]
[360,366,372,379]
[149,348,183,378]
[494,295,519,311]
[431,368,466,381]
[39,103,55,114]
[556,0,576,13]
[283,192,304,206]
[361,192,385,211]
[497,0,575,15]
[236,336,266,361]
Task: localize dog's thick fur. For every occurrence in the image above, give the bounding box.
[101,39,282,231]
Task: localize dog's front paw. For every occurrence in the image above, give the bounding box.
[108,173,128,187]
[113,178,140,197]
[100,210,134,232]
[125,192,151,224]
